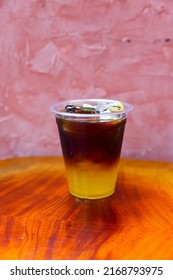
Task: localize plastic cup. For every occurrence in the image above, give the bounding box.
[50,99,132,199]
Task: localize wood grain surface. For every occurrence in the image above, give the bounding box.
[0,156,173,260]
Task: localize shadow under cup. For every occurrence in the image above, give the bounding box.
[50,99,133,199]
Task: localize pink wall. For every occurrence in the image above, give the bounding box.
[0,0,173,162]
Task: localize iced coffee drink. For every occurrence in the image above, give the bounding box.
[50,99,132,199]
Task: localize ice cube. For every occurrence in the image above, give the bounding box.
[96,101,124,114]
[74,106,83,113]
[96,103,109,114]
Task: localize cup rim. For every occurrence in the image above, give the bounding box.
[49,98,133,119]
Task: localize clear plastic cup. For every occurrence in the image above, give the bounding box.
[50,99,133,199]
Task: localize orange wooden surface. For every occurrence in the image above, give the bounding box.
[0,156,173,260]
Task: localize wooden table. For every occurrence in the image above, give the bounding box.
[0,156,173,260]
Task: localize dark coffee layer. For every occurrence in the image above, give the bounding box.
[56,118,126,166]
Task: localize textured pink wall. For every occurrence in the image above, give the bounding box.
[0,0,173,162]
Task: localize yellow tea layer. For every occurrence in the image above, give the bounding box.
[65,160,119,199]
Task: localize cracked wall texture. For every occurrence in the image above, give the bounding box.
[0,0,173,161]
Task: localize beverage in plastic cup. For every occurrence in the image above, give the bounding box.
[50,99,133,199]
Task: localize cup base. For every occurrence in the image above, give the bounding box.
[69,189,115,200]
